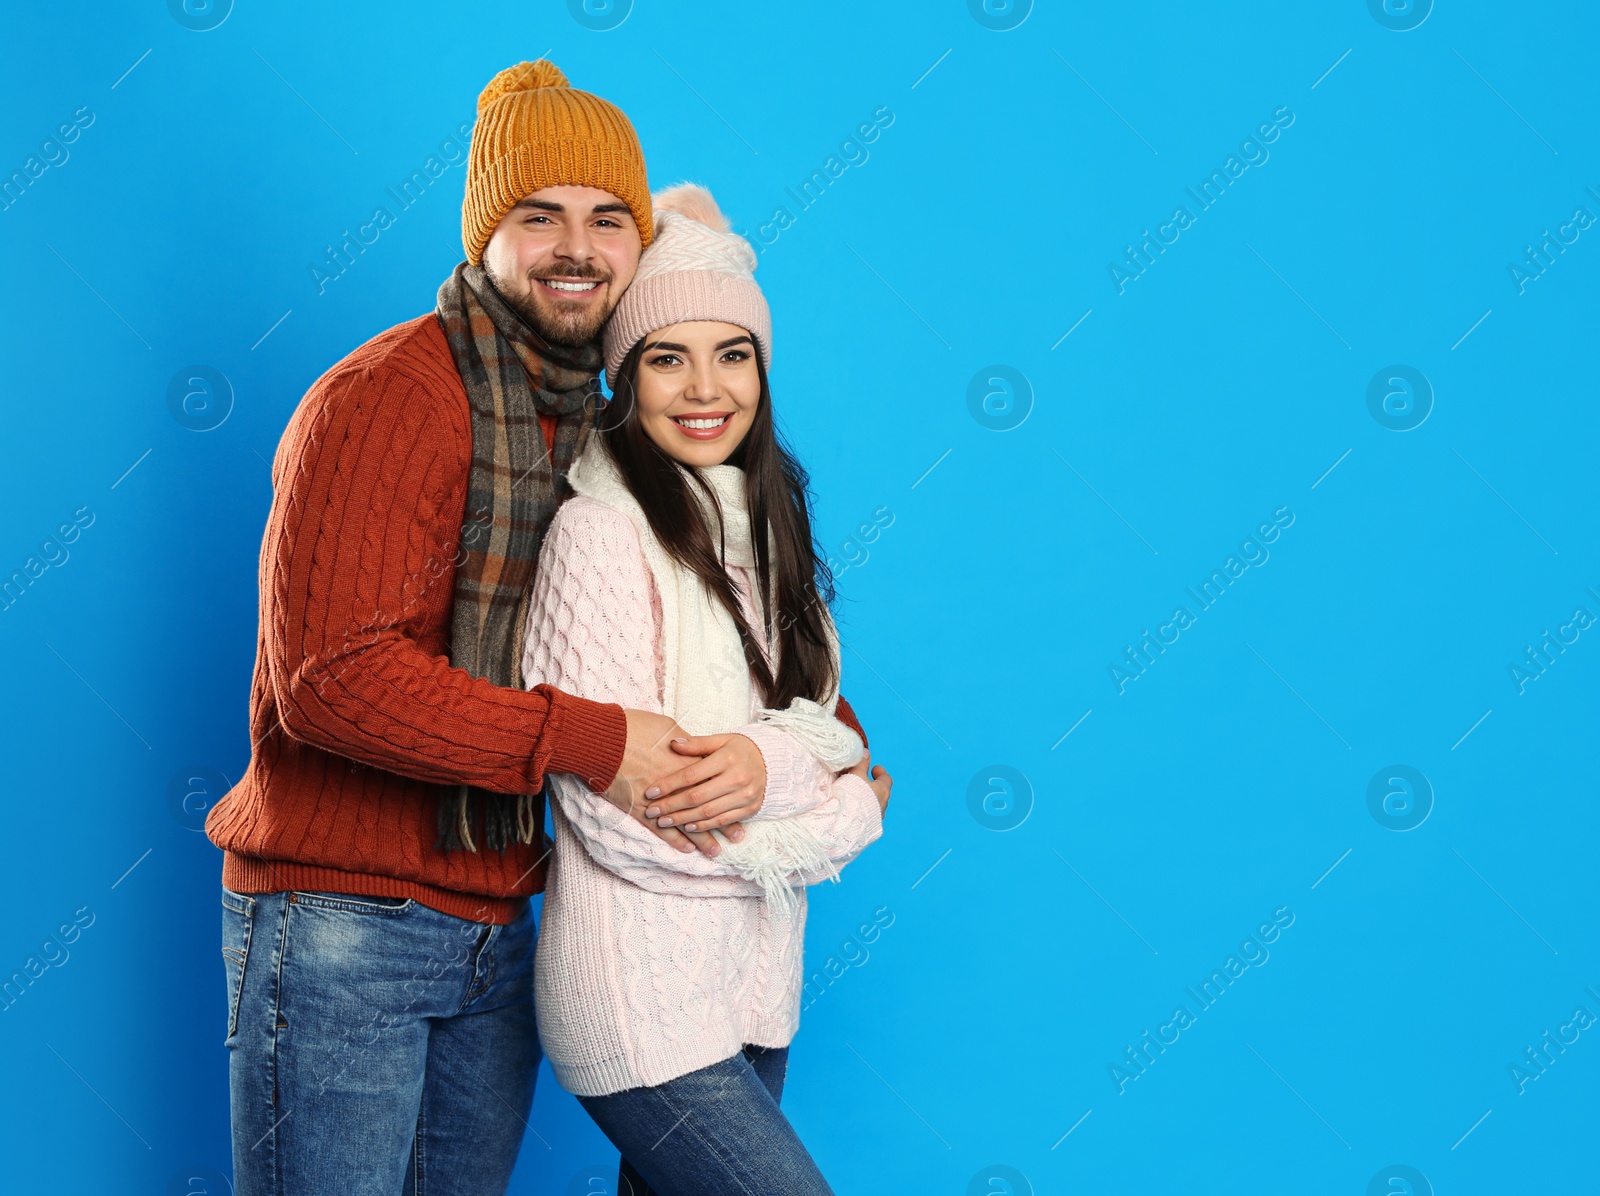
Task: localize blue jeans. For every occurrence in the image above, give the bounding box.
[221,886,539,1196]
[579,1044,834,1196]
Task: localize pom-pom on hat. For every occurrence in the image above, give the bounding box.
[603,183,771,391]
[461,59,652,266]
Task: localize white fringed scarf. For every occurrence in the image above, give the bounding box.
[566,439,864,918]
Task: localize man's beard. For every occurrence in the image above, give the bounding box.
[482,260,615,347]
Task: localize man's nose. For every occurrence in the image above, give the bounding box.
[551,223,595,265]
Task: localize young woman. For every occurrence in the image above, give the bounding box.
[518,184,891,1196]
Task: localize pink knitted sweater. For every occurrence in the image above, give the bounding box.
[521,494,884,1096]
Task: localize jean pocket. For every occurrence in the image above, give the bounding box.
[221,888,256,1046]
[288,890,414,915]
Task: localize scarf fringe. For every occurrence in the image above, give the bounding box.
[754,697,863,771]
[435,784,543,855]
[713,817,843,922]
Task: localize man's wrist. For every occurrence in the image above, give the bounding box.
[542,691,628,792]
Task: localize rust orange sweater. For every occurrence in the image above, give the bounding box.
[205,313,867,924]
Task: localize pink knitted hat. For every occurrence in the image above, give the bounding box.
[603,183,771,391]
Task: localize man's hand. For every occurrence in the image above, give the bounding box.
[641,733,766,840]
[604,709,724,857]
[846,749,892,814]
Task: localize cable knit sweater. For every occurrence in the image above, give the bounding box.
[521,489,884,1096]
[203,314,627,924]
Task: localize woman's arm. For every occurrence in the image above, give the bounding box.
[551,767,881,898]
[523,498,881,897]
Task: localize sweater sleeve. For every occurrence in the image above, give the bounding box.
[264,364,627,796]
[523,498,882,898]
[738,706,861,822]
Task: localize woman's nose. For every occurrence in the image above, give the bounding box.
[682,364,721,401]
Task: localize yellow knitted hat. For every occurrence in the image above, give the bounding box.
[461,59,652,265]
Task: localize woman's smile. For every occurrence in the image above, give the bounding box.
[669,411,735,440]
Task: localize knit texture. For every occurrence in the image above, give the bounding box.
[203,313,629,925]
[522,493,883,1096]
[462,59,652,265]
[603,184,771,389]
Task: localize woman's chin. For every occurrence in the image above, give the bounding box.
[644,427,748,467]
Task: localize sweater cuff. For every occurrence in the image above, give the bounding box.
[543,691,628,793]
[835,772,886,844]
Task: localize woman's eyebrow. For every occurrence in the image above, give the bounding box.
[641,335,754,353]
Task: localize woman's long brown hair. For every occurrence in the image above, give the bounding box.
[598,340,837,707]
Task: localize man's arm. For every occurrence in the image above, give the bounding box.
[834,694,868,751]
[264,364,626,796]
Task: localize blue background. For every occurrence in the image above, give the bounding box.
[1,1,1596,1192]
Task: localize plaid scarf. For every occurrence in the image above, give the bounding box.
[432,261,604,854]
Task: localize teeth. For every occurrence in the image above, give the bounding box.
[676,416,728,430]
[544,279,598,292]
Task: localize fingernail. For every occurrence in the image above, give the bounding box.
[645,807,660,818]
[672,737,688,744]
[729,828,744,842]
[644,787,660,799]
[658,817,673,827]
[684,823,697,832]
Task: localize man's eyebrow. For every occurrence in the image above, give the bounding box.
[511,199,632,218]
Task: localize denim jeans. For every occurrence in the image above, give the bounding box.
[220,886,539,1196]
[579,1043,834,1196]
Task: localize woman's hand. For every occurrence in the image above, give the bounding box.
[641,733,766,841]
[846,749,892,814]
[607,710,727,856]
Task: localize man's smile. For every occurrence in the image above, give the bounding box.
[536,276,604,297]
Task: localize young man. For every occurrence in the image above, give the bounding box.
[205,60,871,1195]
